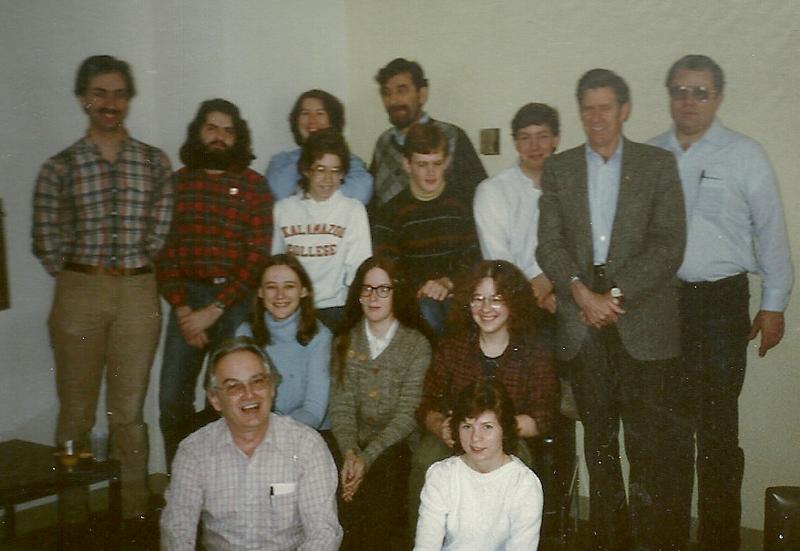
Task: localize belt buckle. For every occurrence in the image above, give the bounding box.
[212,276,227,285]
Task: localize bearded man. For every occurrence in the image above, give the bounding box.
[156,98,273,469]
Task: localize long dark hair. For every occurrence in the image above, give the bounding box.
[249,254,318,347]
[179,98,256,170]
[333,256,431,383]
[289,89,345,146]
[448,260,537,343]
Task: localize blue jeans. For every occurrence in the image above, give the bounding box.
[418,296,452,336]
[159,281,251,469]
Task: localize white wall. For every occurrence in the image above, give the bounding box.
[0,0,347,473]
[344,0,800,531]
[1,0,797,533]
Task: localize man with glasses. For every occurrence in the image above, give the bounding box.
[649,54,793,551]
[161,337,342,550]
[157,99,272,469]
[537,68,687,550]
[32,55,173,525]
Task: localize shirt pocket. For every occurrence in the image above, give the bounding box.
[695,168,730,220]
[269,485,300,531]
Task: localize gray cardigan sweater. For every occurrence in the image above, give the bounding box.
[329,322,431,468]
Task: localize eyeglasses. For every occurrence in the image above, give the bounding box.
[360,284,393,298]
[469,294,506,310]
[310,165,344,180]
[668,85,716,102]
[214,374,270,397]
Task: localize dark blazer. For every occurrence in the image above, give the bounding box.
[536,137,686,362]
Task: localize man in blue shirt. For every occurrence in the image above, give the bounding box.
[649,54,793,551]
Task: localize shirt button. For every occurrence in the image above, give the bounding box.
[600,235,606,241]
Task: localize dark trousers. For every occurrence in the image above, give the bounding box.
[159,281,251,469]
[680,274,750,551]
[338,441,411,551]
[568,325,688,551]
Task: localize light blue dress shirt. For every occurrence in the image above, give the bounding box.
[265,149,373,205]
[649,119,793,311]
[585,140,623,265]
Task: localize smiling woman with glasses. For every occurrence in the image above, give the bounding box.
[271,130,373,333]
[265,89,373,204]
[329,256,433,550]
[408,260,559,532]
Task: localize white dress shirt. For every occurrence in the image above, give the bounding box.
[474,163,542,279]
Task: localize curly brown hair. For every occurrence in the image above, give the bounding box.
[448,259,537,342]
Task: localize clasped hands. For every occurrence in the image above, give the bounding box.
[176,304,224,348]
[570,281,625,329]
[340,449,367,502]
[417,277,454,301]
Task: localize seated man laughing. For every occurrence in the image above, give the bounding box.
[160,337,342,550]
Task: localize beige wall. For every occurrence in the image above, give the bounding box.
[345,0,800,530]
[0,0,348,474]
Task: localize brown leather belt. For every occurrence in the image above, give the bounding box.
[63,262,153,277]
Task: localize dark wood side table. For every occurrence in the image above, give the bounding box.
[0,439,121,549]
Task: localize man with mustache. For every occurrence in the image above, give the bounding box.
[369,57,486,210]
[32,55,173,525]
[156,99,273,470]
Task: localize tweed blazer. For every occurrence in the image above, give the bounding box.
[329,323,431,468]
[536,138,686,362]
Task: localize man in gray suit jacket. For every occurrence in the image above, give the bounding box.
[537,69,688,550]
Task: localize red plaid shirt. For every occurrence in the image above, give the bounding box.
[417,331,559,435]
[156,167,272,308]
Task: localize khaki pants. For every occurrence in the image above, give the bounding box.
[49,270,161,517]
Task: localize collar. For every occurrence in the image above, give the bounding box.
[365,318,399,342]
[390,112,431,146]
[79,134,133,155]
[214,413,281,456]
[585,137,624,164]
[266,309,300,339]
[668,118,725,152]
[513,161,537,188]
